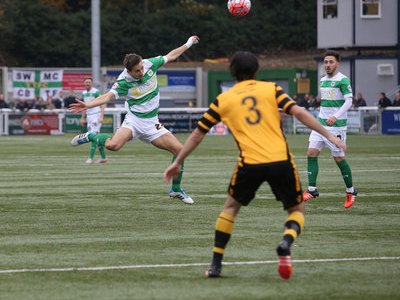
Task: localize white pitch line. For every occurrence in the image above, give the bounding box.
[0,256,399,274]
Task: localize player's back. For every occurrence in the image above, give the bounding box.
[217,80,295,164]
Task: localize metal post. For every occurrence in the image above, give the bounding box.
[91,0,101,90]
[2,67,8,102]
[195,67,202,107]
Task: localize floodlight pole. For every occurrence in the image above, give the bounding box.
[91,0,101,90]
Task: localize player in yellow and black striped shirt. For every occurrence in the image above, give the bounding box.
[164,51,345,280]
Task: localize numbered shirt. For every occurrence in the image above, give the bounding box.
[197,80,296,165]
[110,56,166,118]
[319,72,353,129]
[82,87,101,115]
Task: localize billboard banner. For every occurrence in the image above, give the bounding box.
[64,113,114,134]
[12,70,63,100]
[157,70,196,93]
[8,113,60,135]
[158,111,203,133]
[381,110,400,134]
[62,72,92,92]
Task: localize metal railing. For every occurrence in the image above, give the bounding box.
[1,107,400,136]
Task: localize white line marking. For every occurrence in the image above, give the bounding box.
[0,256,399,274]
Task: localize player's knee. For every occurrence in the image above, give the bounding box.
[307,148,319,157]
[105,140,122,151]
[333,156,345,163]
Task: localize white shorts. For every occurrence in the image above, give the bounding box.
[87,113,102,133]
[308,129,346,157]
[121,113,169,143]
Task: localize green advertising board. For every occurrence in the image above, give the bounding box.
[64,113,114,133]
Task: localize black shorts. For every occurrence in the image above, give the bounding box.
[228,160,303,210]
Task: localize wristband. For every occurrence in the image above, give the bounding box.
[185,38,194,49]
[185,36,198,49]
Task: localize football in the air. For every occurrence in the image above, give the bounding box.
[227,0,251,17]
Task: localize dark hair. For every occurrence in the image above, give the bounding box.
[83,77,93,82]
[229,51,259,81]
[324,50,341,62]
[123,53,142,71]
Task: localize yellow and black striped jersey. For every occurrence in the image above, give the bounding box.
[197,80,296,165]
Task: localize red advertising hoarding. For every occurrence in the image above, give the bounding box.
[21,114,60,135]
[62,72,92,92]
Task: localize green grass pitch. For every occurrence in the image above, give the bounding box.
[0,134,399,299]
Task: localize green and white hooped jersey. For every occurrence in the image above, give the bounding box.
[110,56,166,118]
[82,87,101,115]
[319,72,352,130]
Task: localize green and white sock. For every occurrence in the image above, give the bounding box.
[307,157,318,187]
[336,159,353,189]
[88,133,111,147]
[89,141,97,159]
[171,157,184,192]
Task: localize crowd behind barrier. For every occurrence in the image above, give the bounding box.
[0,107,399,136]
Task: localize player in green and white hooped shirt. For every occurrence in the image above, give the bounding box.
[303,50,357,209]
[69,36,200,204]
[80,77,107,164]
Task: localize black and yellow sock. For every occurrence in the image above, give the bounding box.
[336,159,353,188]
[307,157,318,187]
[282,211,304,246]
[211,212,235,267]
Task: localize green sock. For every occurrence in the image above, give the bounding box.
[98,144,106,159]
[336,159,353,188]
[89,141,97,159]
[171,157,184,192]
[88,133,111,147]
[307,157,318,187]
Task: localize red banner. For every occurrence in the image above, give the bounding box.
[21,114,60,135]
[62,72,92,92]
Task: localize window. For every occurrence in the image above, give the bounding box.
[322,0,338,19]
[361,0,381,18]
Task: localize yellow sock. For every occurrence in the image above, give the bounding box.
[213,212,235,254]
[283,211,304,241]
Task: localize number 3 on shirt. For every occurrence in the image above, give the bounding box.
[242,96,261,125]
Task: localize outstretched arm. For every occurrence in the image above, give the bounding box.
[289,105,346,151]
[164,128,206,183]
[165,36,200,62]
[69,91,115,113]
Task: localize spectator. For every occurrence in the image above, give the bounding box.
[353,92,367,108]
[52,93,63,109]
[310,95,321,110]
[392,91,400,106]
[297,94,310,110]
[378,92,392,108]
[306,94,315,107]
[63,90,76,109]
[46,96,56,110]
[8,99,16,110]
[26,99,35,111]
[34,96,47,111]
[0,94,9,109]
[15,98,29,112]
